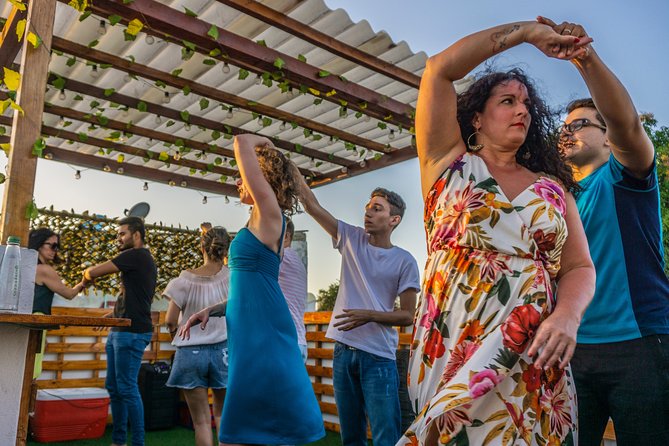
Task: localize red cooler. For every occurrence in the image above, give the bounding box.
[30,387,110,442]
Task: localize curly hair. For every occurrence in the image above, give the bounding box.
[201,226,230,263]
[457,68,579,192]
[255,145,300,215]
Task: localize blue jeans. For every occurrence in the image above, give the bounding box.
[571,334,669,446]
[333,342,400,446]
[105,331,152,446]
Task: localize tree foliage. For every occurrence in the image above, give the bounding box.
[316,280,339,311]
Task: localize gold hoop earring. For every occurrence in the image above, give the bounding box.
[466,131,484,152]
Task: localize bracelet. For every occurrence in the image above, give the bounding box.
[84,270,93,281]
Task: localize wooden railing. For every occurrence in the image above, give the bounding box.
[37,307,614,442]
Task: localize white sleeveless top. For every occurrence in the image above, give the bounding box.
[163,267,230,347]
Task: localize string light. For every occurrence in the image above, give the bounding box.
[363,114,371,122]
[226,108,234,119]
[287,87,295,98]
[97,20,106,36]
[103,164,111,172]
[173,151,181,161]
[58,116,66,127]
[184,123,192,132]
[224,196,230,204]
[74,170,81,180]
[90,66,100,79]
[146,138,153,146]
[222,62,230,74]
[279,121,287,131]
[116,167,124,174]
[143,182,149,191]
[58,89,66,100]
[257,116,263,126]
[145,34,155,45]
[123,73,133,83]
[44,153,53,160]
[180,180,188,187]
[254,74,262,85]
[389,129,396,140]
[341,166,348,174]
[202,196,208,204]
[154,115,162,125]
[168,179,176,186]
[162,92,170,104]
[359,160,367,168]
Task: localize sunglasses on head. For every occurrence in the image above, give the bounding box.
[43,242,60,251]
[561,118,607,135]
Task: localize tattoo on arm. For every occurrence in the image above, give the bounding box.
[491,25,521,53]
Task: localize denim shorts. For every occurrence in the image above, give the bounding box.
[166,341,228,389]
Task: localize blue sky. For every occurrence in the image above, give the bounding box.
[1,1,668,296]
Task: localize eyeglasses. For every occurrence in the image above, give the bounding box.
[43,242,60,251]
[561,118,607,135]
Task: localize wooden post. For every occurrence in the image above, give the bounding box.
[0,0,57,245]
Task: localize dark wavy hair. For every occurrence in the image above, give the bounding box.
[28,227,62,264]
[457,68,579,192]
[201,226,230,263]
[255,145,300,215]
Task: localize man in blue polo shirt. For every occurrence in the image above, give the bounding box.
[551,19,669,446]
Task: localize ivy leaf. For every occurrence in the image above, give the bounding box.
[238,69,250,80]
[127,55,136,63]
[108,14,122,25]
[166,120,175,127]
[209,48,222,57]
[199,98,209,110]
[377,122,388,130]
[103,88,115,97]
[126,18,144,36]
[373,153,383,161]
[214,157,222,165]
[0,173,5,184]
[0,143,11,155]
[2,67,21,91]
[256,39,267,47]
[155,80,166,88]
[182,85,191,96]
[207,25,219,40]
[158,151,169,161]
[171,68,183,77]
[273,58,285,70]
[96,114,109,126]
[180,110,190,122]
[78,10,92,22]
[182,40,196,51]
[183,7,198,17]
[27,32,42,48]
[87,39,99,48]
[297,54,307,63]
[122,0,135,4]
[181,47,194,61]
[73,94,83,101]
[15,19,26,42]
[25,200,39,221]
[137,101,147,112]
[202,59,216,66]
[317,70,331,78]
[0,126,4,136]
[117,154,125,163]
[78,132,88,142]
[32,138,46,157]
[89,100,100,109]
[66,56,77,67]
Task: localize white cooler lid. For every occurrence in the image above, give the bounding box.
[36,387,109,401]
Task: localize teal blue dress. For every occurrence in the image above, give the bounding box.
[219,225,325,444]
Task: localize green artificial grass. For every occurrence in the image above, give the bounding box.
[27,426,343,446]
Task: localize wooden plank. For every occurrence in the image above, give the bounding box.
[308,347,333,360]
[0,0,57,245]
[0,313,130,328]
[304,312,334,324]
[312,382,334,396]
[318,401,338,416]
[305,331,331,342]
[36,378,105,389]
[17,330,40,446]
[87,0,414,128]
[217,0,421,88]
[42,360,107,371]
[51,37,392,156]
[45,342,105,353]
[306,365,332,379]
[0,5,27,69]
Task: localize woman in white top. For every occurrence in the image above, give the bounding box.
[164,225,231,446]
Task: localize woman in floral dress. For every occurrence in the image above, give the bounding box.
[400,21,596,445]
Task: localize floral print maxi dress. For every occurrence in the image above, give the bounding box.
[399,153,577,445]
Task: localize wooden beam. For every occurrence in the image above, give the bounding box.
[0,5,28,69]
[86,0,414,128]
[42,74,353,167]
[42,145,239,196]
[0,115,238,178]
[0,0,56,245]
[216,0,421,89]
[52,37,393,155]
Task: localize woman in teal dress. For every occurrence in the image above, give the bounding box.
[179,134,324,445]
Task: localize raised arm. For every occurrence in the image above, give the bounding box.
[233,134,283,249]
[418,21,588,197]
[36,264,85,300]
[537,17,653,177]
[293,170,338,239]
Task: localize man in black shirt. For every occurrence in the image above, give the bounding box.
[83,216,157,446]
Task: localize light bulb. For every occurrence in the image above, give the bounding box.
[257,116,263,126]
[154,115,162,125]
[359,160,367,168]
[116,167,124,174]
[222,63,230,74]
[202,196,208,204]
[168,179,176,186]
[58,89,66,100]
[226,109,233,119]
[90,66,100,79]
[389,129,396,140]
[74,170,81,180]
[44,153,53,160]
[180,180,188,187]
[224,196,230,204]
[122,108,130,118]
[97,20,106,36]
[363,114,371,122]
[145,34,155,45]
[287,87,295,98]
[143,182,149,191]
[58,116,66,127]
[145,138,153,146]
[124,73,133,83]
[184,123,191,131]
[254,74,262,85]
[103,164,111,172]
[173,152,181,161]
[279,121,287,131]
[341,166,348,174]
[162,92,170,104]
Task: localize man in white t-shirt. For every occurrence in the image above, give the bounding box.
[298,181,421,446]
[278,218,309,363]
